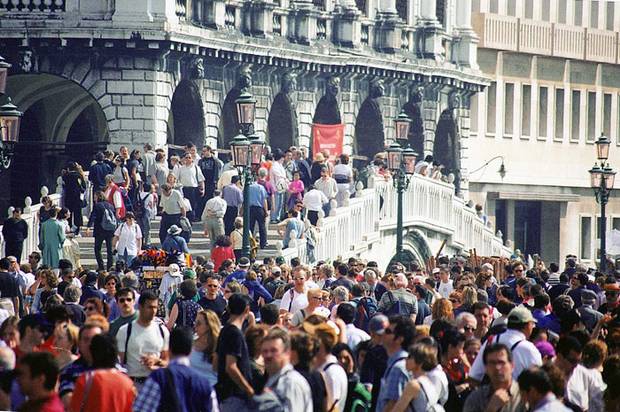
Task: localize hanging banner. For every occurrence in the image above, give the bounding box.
[312,123,345,162]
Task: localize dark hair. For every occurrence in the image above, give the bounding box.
[104,274,120,287]
[556,336,582,358]
[388,315,416,350]
[438,328,466,354]
[0,258,10,271]
[559,310,583,334]
[170,327,194,356]
[534,293,550,310]
[179,279,198,299]
[115,287,135,300]
[215,235,232,248]
[496,300,516,316]
[336,303,356,324]
[337,264,348,277]
[549,263,559,273]
[227,293,251,316]
[472,301,489,313]
[517,367,553,395]
[482,343,513,365]
[259,304,279,326]
[91,333,119,369]
[138,290,159,306]
[290,331,319,369]
[20,352,59,390]
[231,175,241,185]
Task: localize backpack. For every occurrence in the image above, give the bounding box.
[382,291,406,316]
[134,193,150,219]
[353,297,378,331]
[101,206,118,231]
[122,320,166,364]
[344,376,372,412]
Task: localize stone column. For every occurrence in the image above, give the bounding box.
[113,0,178,24]
[452,0,479,68]
[377,0,396,15]
[422,86,440,156]
[291,0,319,44]
[416,0,444,60]
[333,8,362,47]
[419,0,437,22]
[374,0,401,53]
[250,0,276,37]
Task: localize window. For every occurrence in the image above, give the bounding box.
[603,93,612,137]
[542,0,550,20]
[558,0,567,23]
[489,0,498,14]
[504,83,514,136]
[521,85,531,136]
[587,91,596,142]
[581,216,592,260]
[606,1,614,30]
[555,88,564,140]
[613,217,620,231]
[574,0,583,26]
[571,90,581,141]
[590,1,599,28]
[539,86,548,138]
[507,0,516,16]
[525,0,533,18]
[487,82,497,134]
[471,93,479,134]
[472,0,480,13]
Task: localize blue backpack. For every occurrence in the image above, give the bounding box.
[382,291,405,316]
[353,297,378,331]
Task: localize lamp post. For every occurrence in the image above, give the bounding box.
[232,90,264,259]
[386,111,417,264]
[0,55,21,170]
[589,134,615,273]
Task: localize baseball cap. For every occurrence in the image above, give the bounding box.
[368,315,388,335]
[272,266,282,274]
[432,268,441,275]
[508,306,537,324]
[238,257,251,268]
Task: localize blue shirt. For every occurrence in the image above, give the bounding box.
[248,183,267,208]
[223,269,247,286]
[377,349,410,412]
[222,184,243,207]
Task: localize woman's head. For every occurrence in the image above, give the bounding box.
[54,322,79,353]
[234,217,243,230]
[215,235,232,248]
[245,325,268,360]
[124,212,135,223]
[333,343,356,375]
[293,171,300,180]
[104,274,120,295]
[84,298,105,317]
[290,331,319,368]
[339,154,350,165]
[406,341,439,375]
[58,208,70,221]
[179,279,198,299]
[432,298,454,321]
[195,310,221,357]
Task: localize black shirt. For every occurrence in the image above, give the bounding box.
[198,295,227,318]
[64,303,86,327]
[216,323,252,400]
[0,272,19,299]
[1,218,28,243]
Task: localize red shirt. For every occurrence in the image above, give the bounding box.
[211,246,235,272]
[18,393,64,412]
[70,369,135,412]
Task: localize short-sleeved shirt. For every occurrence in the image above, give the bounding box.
[114,222,142,256]
[222,184,243,207]
[376,349,411,412]
[116,320,170,378]
[109,312,138,337]
[161,189,185,215]
[198,295,227,318]
[216,323,252,400]
[463,380,526,412]
[248,183,267,208]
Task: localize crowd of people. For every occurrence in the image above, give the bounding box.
[0,143,618,412]
[0,246,615,411]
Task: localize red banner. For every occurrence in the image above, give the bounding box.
[312,123,344,162]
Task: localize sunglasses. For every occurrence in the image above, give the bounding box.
[118,297,133,303]
[207,284,219,288]
[384,328,394,335]
[463,326,475,332]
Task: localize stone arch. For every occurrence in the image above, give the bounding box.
[388,229,433,270]
[354,97,384,161]
[168,80,206,148]
[4,73,109,208]
[267,92,298,152]
[219,87,241,148]
[434,106,461,195]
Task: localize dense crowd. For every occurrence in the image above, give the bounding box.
[0,143,618,412]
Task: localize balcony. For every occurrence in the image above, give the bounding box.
[473,12,620,64]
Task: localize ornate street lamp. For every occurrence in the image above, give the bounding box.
[249,133,265,166]
[387,140,418,265]
[589,137,615,273]
[0,98,21,169]
[235,90,256,136]
[394,110,412,147]
[0,55,10,95]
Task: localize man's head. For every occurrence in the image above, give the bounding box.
[170,326,194,357]
[0,258,10,272]
[90,333,119,369]
[261,328,291,376]
[116,287,136,317]
[28,252,41,268]
[383,315,416,353]
[18,314,46,347]
[472,302,491,331]
[483,343,513,386]
[456,312,477,339]
[293,270,307,292]
[517,367,554,407]
[368,314,389,342]
[336,303,356,325]
[78,324,103,364]
[555,336,582,374]
[507,306,537,338]
[228,293,251,317]
[259,304,280,326]
[17,352,59,398]
[138,290,159,323]
[512,263,525,279]
[63,285,82,304]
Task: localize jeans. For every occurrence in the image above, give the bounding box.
[117,249,136,267]
[224,206,238,235]
[94,232,114,270]
[249,206,267,248]
[272,192,285,223]
[182,186,200,221]
[137,214,151,246]
[159,213,181,244]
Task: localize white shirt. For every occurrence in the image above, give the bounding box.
[116,319,170,378]
[303,189,328,212]
[202,196,227,220]
[437,280,454,299]
[320,355,349,412]
[139,191,158,220]
[314,177,338,199]
[279,288,308,314]
[176,164,205,187]
[114,222,142,256]
[269,161,288,192]
[345,323,370,351]
[217,169,238,191]
[161,189,185,214]
[469,329,542,382]
[426,365,450,406]
[566,364,606,412]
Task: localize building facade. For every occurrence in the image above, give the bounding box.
[0,0,485,216]
[468,0,620,265]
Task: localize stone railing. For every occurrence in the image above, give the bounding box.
[473,12,620,64]
[0,187,62,263]
[280,173,511,266]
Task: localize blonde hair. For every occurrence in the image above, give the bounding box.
[431,298,454,321]
[196,310,221,359]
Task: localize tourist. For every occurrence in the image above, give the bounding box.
[269,151,289,223]
[104,173,127,219]
[39,207,66,269]
[303,184,329,226]
[222,175,243,235]
[161,225,190,266]
[62,162,87,234]
[88,152,112,192]
[177,152,205,222]
[517,367,572,412]
[2,208,28,262]
[158,183,186,244]
[87,191,117,271]
[109,287,138,337]
[198,275,227,317]
[112,212,142,267]
[248,180,269,249]
[202,189,227,250]
[17,352,64,412]
[190,309,221,387]
[333,153,353,207]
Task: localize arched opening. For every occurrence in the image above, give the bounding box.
[387,230,433,271]
[402,100,425,157]
[168,80,205,148]
[312,94,341,125]
[219,88,241,149]
[434,109,461,194]
[4,73,109,211]
[354,98,384,161]
[267,92,298,152]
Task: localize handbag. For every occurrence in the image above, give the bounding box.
[179,216,192,234]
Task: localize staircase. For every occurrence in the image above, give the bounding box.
[76,216,286,269]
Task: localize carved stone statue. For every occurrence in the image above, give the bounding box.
[190,58,205,79]
[368,79,385,99]
[326,76,340,97]
[237,64,253,91]
[281,72,297,94]
[313,76,341,124]
[18,49,33,73]
[409,85,424,104]
[448,91,461,110]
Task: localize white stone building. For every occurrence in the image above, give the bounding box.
[467,0,620,266]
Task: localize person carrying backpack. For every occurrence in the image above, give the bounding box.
[86,190,118,271]
[377,274,419,321]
